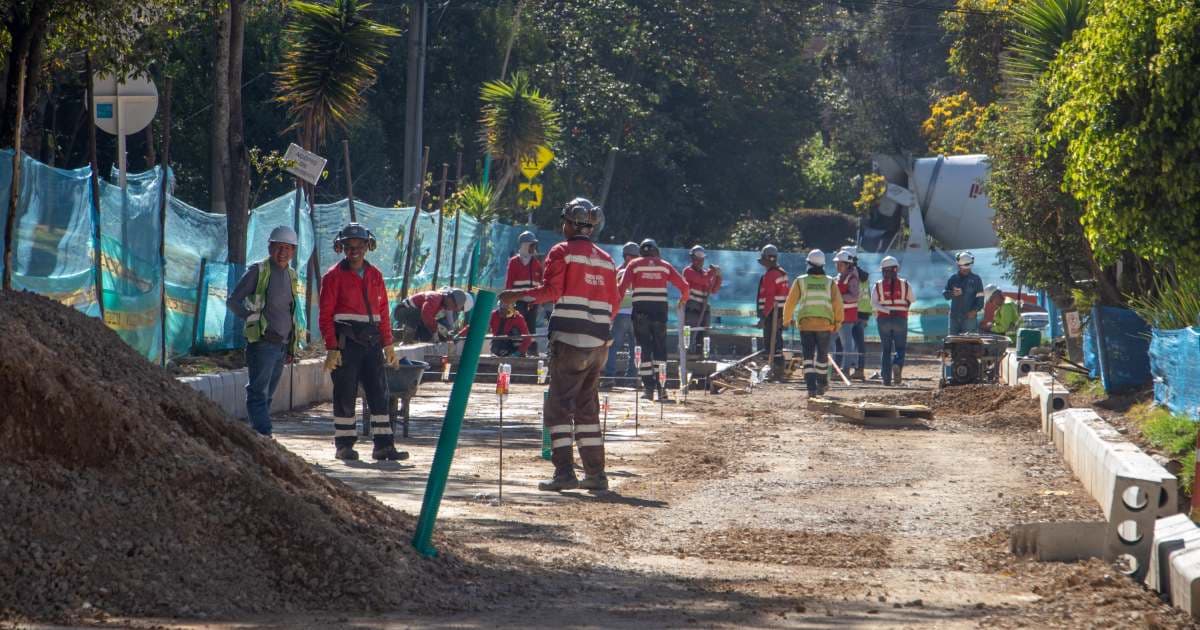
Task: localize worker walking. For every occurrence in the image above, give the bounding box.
[505,231,543,348]
[981,284,1020,343]
[393,287,473,343]
[756,245,789,381]
[603,242,640,387]
[944,251,984,334]
[617,238,689,400]
[872,256,914,386]
[226,225,302,436]
[318,223,407,462]
[783,250,843,395]
[832,249,859,375]
[682,245,721,356]
[499,197,621,492]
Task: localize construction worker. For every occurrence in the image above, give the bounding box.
[319,222,407,462]
[226,225,301,436]
[392,287,473,343]
[872,256,914,386]
[473,303,534,357]
[617,238,689,401]
[982,284,1020,343]
[852,248,872,381]
[683,245,722,356]
[832,249,859,375]
[505,231,543,341]
[944,251,984,335]
[756,244,789,381]
[783,249,842,395]
[499,197,620,492]
[603,242,640,387]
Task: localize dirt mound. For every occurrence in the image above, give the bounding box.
[0,291,481,622]
[930,385,1040,430]
[680,529,891,568]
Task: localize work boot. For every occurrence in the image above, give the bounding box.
[579,474,609,491]
[893,365,903,386]
[372,445,409,461]
[642,386,656,401]
[335,446,359,461]
[538,473,580,492]
[852,367,866,381]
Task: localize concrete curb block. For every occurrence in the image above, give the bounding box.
[1147,513,1200,620]
[173,344,434,422]
[1051,407,1179,581]
[1000,349,1037,386]
[1028,372,1070,436]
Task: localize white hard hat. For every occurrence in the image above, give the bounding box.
[833,250,854,264]
[807,249,826,266]
[690,245,706,258]
[880,256,899,270]
[268,225,299,246]
[984,284,999,301]
[956,251,975,266]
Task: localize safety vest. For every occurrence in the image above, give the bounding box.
[874,277,912,318]
[795,274,835,321]
[243,259,302,354]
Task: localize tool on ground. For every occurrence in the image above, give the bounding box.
[413,289,496,558]
[829,356,852,386]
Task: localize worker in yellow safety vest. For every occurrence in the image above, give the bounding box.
[783,249,843,396]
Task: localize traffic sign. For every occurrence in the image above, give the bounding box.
[519,146,554,179]
[283,143,328,185]
[518,181,543,209]
[92,73,159,189]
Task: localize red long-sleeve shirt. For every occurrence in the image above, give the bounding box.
[318,260,392,350]
[464,310,533,354]
[505,255,543,302]
[616,256,689,314]
[520,236,620,348]
[757,266,789,317]
[683,264,721,304]
[398,290,451,332]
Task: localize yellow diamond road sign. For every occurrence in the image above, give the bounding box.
[518,182,543,209]
[519,146,554,179]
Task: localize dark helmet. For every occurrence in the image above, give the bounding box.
[561,197,602,228]
[622,241,640,257]
[640,238,659,257]
[760,244,779,260]
[334,222,377,253]
[518,230,538,245]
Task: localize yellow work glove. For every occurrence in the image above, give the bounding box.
[324,349,342,372]
[384,345,398,367]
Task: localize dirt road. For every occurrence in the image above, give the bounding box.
[142,360,1188,629]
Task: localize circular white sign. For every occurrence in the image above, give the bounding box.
[91,73,158,136]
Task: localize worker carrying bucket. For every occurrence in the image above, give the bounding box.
[499,197,621,492]
[319,222,408,463]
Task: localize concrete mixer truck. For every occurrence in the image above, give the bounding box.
[860,154,997,253]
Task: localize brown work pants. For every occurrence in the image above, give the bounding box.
[545,340,607,478]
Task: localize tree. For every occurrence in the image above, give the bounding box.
[275,0,399,152]
[1002,0,1091,86]
[1045,0,1200,269]
[922,92,995,155]
[941,0,1014,104]
[723,208,857,253]
[477,71,561,214]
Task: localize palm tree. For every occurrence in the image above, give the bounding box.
[1002,0,1091,88]
[275,0,399,151]
[477,71,561,206]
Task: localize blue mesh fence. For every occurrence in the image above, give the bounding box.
[1150,327,1200,419]
[1089,305,1152,394]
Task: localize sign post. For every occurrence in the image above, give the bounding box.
[92,74,158,190]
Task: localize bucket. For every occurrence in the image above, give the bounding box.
[1017,328,1042,356]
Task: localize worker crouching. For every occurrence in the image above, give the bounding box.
[393,287,472,343]
[319,223,407,462]
[783,249,843,395]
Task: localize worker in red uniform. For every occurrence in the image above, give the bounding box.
[756,244,789,381]
[392,287,473,343]
[462,303,534,357]
[319,223,407,462]
[683,245,721,356]
[617,238,689,401]
[505,231,543,339]
[499,197,620,492]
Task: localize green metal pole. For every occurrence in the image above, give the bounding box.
[412,288,497,557]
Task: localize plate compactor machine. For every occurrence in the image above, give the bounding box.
[940,333,1010,387]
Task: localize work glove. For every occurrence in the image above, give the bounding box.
[436,324,452,342]
[384,345,398,367]
[324,349,342,372]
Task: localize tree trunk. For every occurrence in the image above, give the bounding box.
[0,4,51,147]
[3,51,28,290]
[144,123,157,168]
[210,0,232,216]
[225,0,250,264]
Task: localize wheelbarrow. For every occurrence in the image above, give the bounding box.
[359,359,428,438]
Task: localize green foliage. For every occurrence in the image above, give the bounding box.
[942,0,1015,103]
[1003,0,1091,88]
[1064,371,1106,397]
[1126,270,1200,330]
[723,208,856,253]
[922,92,996,155]
[445,181,498,224]
[789,133,858,211]
[852,173,887,218]
[275,0,399,149]
[477,70,561,198]
[1046,0,1200,268]
[1130,402,1197,492]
